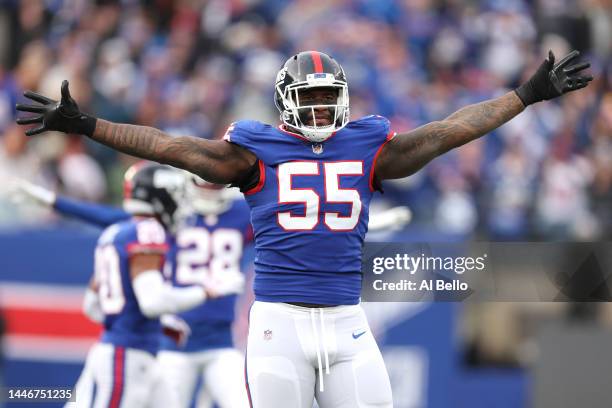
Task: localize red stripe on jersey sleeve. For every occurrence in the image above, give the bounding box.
[126,242,168,255]
[244,160,266,196]
[369,131,397,192]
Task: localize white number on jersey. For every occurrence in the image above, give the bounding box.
[277,161,364,231]
[277,161,320,230]
[136,218,166,245]
[95,245,125,314]
[176,228,243,285]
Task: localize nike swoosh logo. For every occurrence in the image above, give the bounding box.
[352,331,366,339]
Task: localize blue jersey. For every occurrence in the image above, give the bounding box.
[53,196,253,352]
[224,115,394,305]
[96,217,169,355]
[160,199,252,352]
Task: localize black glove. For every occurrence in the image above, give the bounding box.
[515,50,593,107]
[15,80,97,136]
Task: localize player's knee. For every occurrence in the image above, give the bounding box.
[252,373,299,407]
[352,352,393,406]
[247,357,305,407]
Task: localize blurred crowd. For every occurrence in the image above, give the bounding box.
[0,0,610,240]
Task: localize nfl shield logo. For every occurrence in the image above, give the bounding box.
[264,329,273,340]
[312,143,323,155]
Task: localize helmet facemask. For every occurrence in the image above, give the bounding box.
[276,73,349,143]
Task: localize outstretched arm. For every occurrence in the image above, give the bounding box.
[375,50,593,180]
[91,119,256,184]
[376,92,524,179]
[15,81,257,184]
[12,178,128,227]
[54,195,129,227]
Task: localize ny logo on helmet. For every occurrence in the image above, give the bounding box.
[276,67,288,85]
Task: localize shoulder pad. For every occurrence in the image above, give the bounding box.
[223,120,269,142]
[350,115,390,129]
[346,115,392,139]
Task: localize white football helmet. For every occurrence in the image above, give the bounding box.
[184,172,237,215]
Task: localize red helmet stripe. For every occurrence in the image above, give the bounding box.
[311,51,323,73]
[123,161,148,200]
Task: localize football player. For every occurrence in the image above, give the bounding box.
[14,171,252,408]
[70,163,190,408]
[64,163,238,408]
[155,175,253,408]
[14,172,409,408]
[16,50,592,407]
[67,275,103,408]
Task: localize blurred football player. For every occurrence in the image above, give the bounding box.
[66,275,103,408]
[155,174,252,408]
[14,171,252,408]
[17,49,592,407]
[66,163,224,408]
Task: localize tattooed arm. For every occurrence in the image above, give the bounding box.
[92,120,256,183]
[15,81,256,184]
[375,50,593,181]
[375,91,524,180]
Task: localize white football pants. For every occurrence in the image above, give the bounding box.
[67,343,175,408]
[156,348,249,408]
[245,301,393,408]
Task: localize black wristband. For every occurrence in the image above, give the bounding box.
[514,83,536,107]
[71,114,97,137]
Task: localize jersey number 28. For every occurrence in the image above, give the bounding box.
[175,228,243,286]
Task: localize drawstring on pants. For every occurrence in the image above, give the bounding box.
[310,308,330,392]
